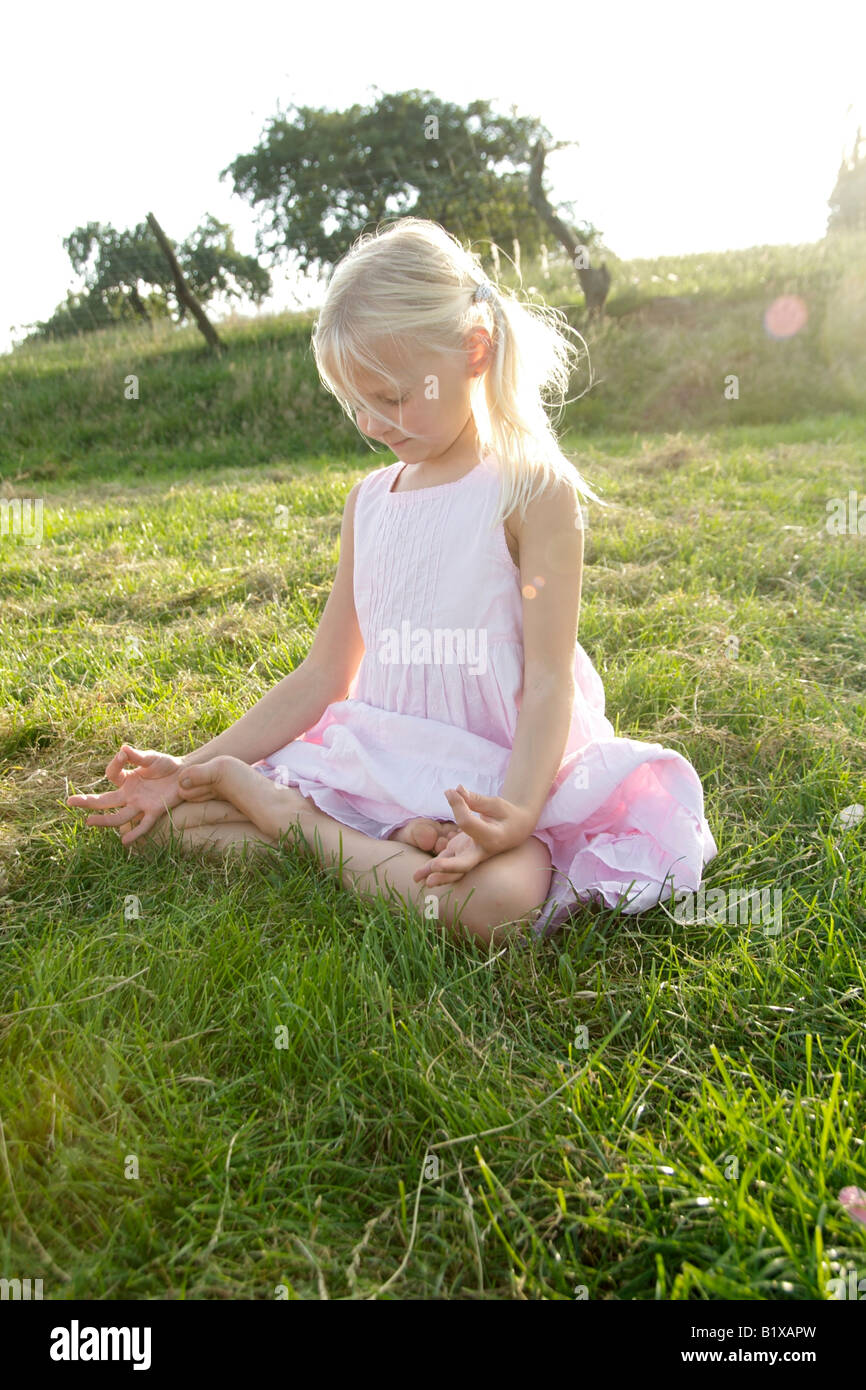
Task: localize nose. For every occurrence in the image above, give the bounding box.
[357,409,397,441]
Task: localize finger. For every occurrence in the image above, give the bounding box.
[430,861,475,878]
[432,826,459,853]
[83,804,139,829]
[445,787,491,822]
[67,788,126,810]
[178,763,220,793]
[443,789,477,830]
[178,781,226,803]
[120,811,159,846]
[177,785,214,803]
[415,860,445,882]
[118,749,181,784]
[104,743,133,781]
[454,784,501,816]
[444,793,504,853]
[414,854,475,881]
[104,744,151,782]
[414,863,464,884]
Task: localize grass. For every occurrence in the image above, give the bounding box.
[0,236,865,1300]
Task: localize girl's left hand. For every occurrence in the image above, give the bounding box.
[412,785,536,886]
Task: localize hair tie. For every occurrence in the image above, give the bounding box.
[473,280,495,303]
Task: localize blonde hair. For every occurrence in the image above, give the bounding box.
[311,216,601,533]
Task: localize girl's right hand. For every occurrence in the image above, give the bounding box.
[66,743,187,846]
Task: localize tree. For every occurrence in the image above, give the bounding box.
[527,140,610,314]
[220,88,603,280]
[26,214,272,342]
[828,126,866,234]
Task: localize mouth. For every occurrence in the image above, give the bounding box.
[388,436,410,449]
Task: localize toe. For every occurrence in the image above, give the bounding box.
[413,821,440,852]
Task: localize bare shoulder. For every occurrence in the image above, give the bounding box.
[341,476,367,529]
[345,476,364,510]
[504,472,584,567]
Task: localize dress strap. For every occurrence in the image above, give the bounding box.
[353,461,397,530]
[388,462,409,494]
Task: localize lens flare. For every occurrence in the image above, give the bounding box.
[764,294,808,340]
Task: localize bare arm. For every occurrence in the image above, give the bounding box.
[499,477,583,824]
[411,477,584,883]
[179,478,366,768]
[177,664,338,769]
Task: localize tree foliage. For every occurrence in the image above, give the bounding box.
[28,215,271,342]
[220,88,602,274]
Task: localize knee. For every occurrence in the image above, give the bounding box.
[439,860,549,945]
[476,869,542,933]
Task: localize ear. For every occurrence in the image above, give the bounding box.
[467,326,493,376]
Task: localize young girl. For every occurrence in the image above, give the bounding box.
[67,218,717,947]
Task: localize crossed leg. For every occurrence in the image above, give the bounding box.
[135,773,552,948]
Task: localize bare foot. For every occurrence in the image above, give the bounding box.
[388,817,459,855]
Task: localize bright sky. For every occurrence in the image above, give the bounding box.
[2,0,863,356]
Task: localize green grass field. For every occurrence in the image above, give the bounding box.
[1,237,864,1299]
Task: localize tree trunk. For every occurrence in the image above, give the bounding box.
[527,141,611,316]
[146,212,224,353]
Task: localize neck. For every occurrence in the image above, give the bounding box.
[414,415,481,477]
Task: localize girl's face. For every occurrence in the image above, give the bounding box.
[352,334,490,458]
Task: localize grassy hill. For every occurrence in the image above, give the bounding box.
[0,236,864,1300]
[3,230,866,480]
